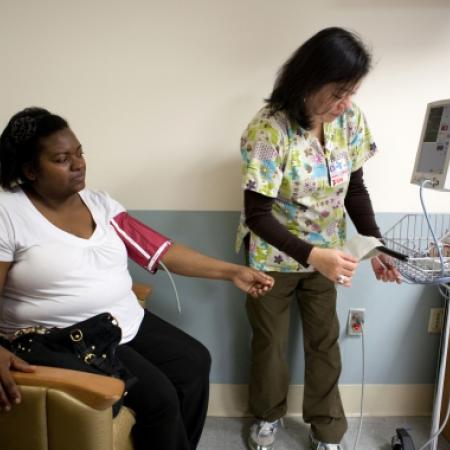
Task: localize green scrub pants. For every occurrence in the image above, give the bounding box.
[246,270,347,443]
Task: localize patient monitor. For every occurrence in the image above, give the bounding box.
[411,99,450,191]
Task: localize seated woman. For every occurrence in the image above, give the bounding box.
[0,107,274,450]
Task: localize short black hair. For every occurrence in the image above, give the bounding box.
[0,107,68,190]
[266,27,372,129]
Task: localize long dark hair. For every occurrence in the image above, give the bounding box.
[0,107,68,190]
[266,27,372,129]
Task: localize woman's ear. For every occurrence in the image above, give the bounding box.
[22,162,37,182]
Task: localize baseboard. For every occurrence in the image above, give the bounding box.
[208,384,434,417]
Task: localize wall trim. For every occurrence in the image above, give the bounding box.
[208,384,434,417]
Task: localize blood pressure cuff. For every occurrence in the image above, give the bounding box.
[111,212,172,273]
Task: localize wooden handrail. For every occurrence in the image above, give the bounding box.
[13,365,125,410]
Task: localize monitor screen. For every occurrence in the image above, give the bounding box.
[416,105,450,175]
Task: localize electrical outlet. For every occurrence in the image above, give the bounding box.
[347,308,365,336]
[428,308,444,334]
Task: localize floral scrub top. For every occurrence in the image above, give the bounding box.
[235,104,377,273]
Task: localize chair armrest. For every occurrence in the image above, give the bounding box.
[12,365,125,411]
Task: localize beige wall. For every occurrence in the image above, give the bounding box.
[1,0,449,212]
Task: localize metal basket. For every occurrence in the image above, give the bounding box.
[383,213,450,284]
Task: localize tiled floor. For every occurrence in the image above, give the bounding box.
[198,416,450,450]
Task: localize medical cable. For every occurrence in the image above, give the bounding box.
[420,180,445,276]
[417,284,450,450]
[413,180,450,449]
[159,260,182,314]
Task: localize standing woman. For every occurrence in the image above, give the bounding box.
[236,27,399,450]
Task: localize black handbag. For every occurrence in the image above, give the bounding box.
[9,312,136,416]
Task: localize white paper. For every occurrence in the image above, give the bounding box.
[343,234,384,261]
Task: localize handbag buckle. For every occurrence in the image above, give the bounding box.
[14,326,50,338]
[70,329,83,342]
[83,352,96,364]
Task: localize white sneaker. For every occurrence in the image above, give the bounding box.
[247,420,280,450]
[310,433,343,450]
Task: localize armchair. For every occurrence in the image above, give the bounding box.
[0,282,152,450]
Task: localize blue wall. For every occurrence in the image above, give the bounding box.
[129,211,443,385]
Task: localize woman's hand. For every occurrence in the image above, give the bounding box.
[307,247,358,287]
[0,345,35,412]
[231,267,274,298]
[161,243,275,297]
[371,254,402,283]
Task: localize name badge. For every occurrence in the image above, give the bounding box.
[328,157,350,187]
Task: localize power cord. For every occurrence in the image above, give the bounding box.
[352,319,366,450]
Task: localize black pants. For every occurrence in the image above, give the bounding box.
[117,310,211,450]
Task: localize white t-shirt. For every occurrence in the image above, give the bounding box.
[0,188,144,343]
